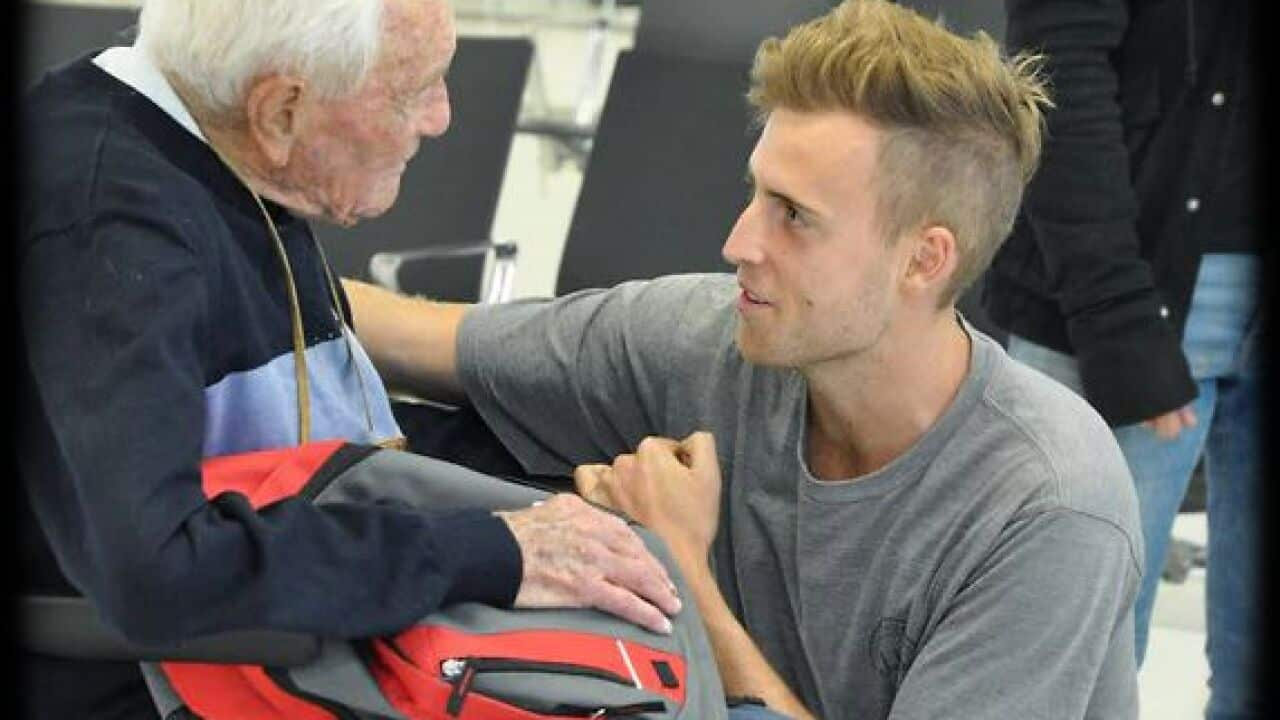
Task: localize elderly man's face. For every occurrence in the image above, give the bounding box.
[291,0,456,226]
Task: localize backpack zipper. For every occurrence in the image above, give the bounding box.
[441,656,664,717]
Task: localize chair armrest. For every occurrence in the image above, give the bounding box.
[369,241,518,304]
[19,595,323,666]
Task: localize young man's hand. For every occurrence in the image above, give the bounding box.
[574,432,722,569]
[577,433,816,719]
[1143,405,1198,440]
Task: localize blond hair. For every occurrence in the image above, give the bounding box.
[748,0,1052,304]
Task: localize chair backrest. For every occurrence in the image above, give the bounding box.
[633,0,832,64]
[896,0,1005,44]
[22,2,140,89]
[313,36,533,302]
[633,0,1004,61]
[555,50,756,295]
[20,595,322,665]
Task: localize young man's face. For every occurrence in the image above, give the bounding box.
[723,108,910,370]
[290,0,456,226]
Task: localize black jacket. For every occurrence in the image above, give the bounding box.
[983,0,1257,426]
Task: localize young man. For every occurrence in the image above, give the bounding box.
[347,1,1143,717]
[20,1,677,716]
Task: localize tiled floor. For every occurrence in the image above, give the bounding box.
[1139,513,1210,719]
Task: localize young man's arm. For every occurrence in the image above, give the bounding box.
[681,558,818,719]
[576,434,817,720]
[342,278,469,403]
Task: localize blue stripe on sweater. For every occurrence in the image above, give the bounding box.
[203,331,401,456]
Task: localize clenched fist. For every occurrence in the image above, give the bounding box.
[574,432,722,571]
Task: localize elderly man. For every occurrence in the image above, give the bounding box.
[18,1,678,717]
[346,1,1145,718]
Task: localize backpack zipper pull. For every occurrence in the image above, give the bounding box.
[444,658,477,717]
[441,658,467,680]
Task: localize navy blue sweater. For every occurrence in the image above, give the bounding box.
[19,57,521,717]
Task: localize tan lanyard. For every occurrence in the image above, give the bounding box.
[245,189,315,443]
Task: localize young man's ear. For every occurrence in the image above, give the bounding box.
[902,225,958,297]
[244,75,307,168]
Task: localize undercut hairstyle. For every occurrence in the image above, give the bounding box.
[748,0,1052,304]
[138,0,385,120]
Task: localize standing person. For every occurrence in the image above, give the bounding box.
[345,1,1145,717]
[18,1,679,717]
[982,1,1261,716]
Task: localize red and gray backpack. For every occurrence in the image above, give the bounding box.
[141,441,728,720]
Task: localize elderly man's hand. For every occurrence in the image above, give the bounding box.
[496,494,681,635]
[574,432,722,570]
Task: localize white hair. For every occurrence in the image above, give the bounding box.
[137,0,386,118]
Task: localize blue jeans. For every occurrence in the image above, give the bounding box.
[1006,253,1262,719]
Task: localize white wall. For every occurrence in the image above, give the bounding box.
[454,6,637,298]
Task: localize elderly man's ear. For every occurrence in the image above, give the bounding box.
[243,75,309,168]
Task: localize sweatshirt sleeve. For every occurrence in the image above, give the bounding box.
[1006,0,1197,424]
[456,275,730,476]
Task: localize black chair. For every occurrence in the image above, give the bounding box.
[556,50,756,295]
[632,0,831,64]
[554,0,830,295]
[314,35,533,303]
[896,0,1005,44]
[21,2,139,88]
[632,0,1002,62]
[20,595,321,667]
